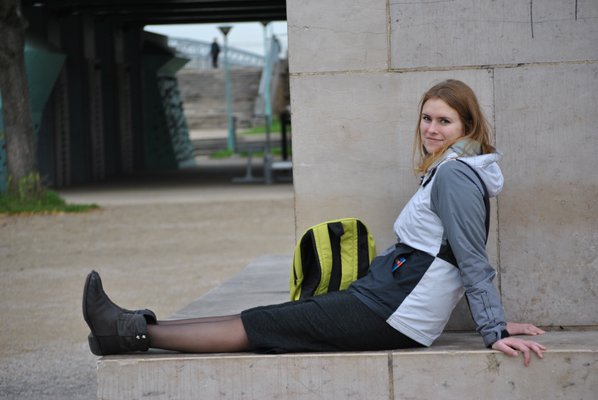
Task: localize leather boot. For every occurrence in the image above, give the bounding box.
[84,270,157,324]
[83,270,154,355]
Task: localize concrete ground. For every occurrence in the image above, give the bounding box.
[0,156,295,400]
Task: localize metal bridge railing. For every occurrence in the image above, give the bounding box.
[168,37,264,69]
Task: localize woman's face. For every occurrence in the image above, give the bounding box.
[420,98,465,154]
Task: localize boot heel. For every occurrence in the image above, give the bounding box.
[87,333,103,355]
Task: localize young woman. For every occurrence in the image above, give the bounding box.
[83,80,546,366]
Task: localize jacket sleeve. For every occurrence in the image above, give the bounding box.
[430,161,508,347]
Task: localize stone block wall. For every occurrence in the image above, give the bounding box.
[287,0,598,328]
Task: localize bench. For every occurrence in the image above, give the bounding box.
[97,255,598,399]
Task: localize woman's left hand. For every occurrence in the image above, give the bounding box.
[506,321,545,336]
[492,337,547,366]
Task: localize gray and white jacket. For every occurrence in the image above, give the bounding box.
[349,144,508,348]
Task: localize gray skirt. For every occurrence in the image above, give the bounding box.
[240,291,422,354]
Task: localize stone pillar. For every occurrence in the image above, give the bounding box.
[287,0,598,328]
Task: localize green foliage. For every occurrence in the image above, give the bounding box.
[209,147,288,160]
[1,173,99,214]
[209,149,236,159]
[239,118,291,136]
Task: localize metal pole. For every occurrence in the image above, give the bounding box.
[261,21,273,152]
[219,26,235,152]
[261,21,273,183]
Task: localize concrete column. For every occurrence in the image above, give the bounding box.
[288,0,598,327]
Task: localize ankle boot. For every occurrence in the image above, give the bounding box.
[83,270,154,355]
[84,270,157,324]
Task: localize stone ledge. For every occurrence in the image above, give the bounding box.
[168,254,291,320]
[97,255,598,399]
[98,330,597,400]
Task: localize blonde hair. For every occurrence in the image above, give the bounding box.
[413,80,494,173]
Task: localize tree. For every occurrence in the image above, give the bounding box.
[0,0,40,194]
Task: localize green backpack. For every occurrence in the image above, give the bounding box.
[290,218,376,301]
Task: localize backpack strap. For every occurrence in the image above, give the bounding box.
[326,222,344,292]
[290,218,376,301]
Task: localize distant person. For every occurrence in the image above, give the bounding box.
[82,80,546,366]
[210,38,220,68]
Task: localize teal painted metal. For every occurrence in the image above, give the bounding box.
[158,56,189,76]
[262,24,273,139]
[220,28,235,152]
[0,36,65,192]
[143,54,195,170]
[260,23,283,184]
[25,38,66,135]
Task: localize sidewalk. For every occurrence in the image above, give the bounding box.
[0,159,295,400]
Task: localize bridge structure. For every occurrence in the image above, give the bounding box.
[2,0,286,189]
[169,37,264,70]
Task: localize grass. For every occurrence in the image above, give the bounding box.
[212,118,292,159]
[0,189,99,215]
[210,147,288,160]
[238,119,291,136]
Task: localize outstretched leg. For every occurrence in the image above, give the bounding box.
[83,270,251,355]
[148,317,250,353]
[157,315,240,325]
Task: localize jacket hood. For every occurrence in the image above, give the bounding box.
[449,150,504,197]
[439,139,504,197]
